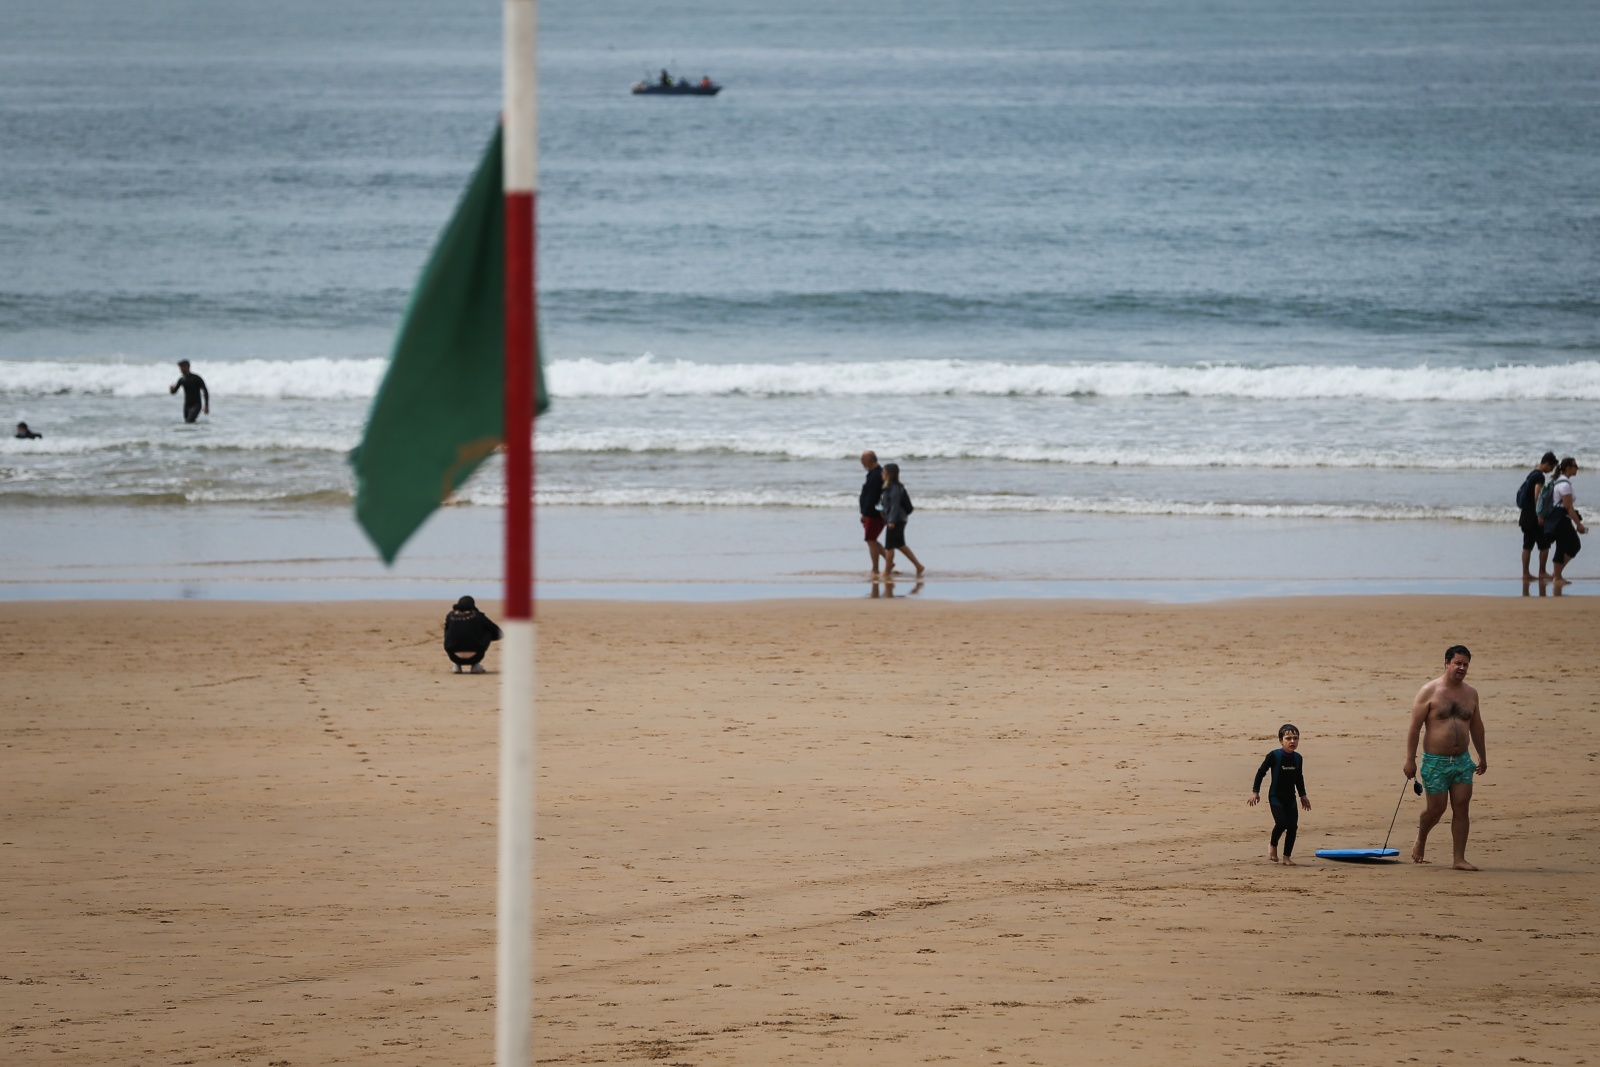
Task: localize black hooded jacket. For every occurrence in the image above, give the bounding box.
[444,608,503,653]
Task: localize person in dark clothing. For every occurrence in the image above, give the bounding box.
[1546,457,1586,586]
[880,462,925,578]
[169,360,209,423]
[1520,451,1558,581]
[14,421,42,439]
[859,450,886,575]
[443,595,502,674]
[1248,723,1311,864]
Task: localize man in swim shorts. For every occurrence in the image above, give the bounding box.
[1402,644,1487,870]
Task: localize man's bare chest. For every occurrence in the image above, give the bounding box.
[1429,698,1474,725]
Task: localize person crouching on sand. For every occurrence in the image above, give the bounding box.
[880,463,925,578]
[443,595,502,674]
[1248,723,1310,864]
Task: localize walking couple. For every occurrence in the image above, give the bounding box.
[858,451,925,579]
[1518,451,1586,586]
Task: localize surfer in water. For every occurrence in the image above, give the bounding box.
[1249,723,1310,864]
[1403,645,1487,870]
[169,360,209,423]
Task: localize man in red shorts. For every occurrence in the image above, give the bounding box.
[859,450,885,575]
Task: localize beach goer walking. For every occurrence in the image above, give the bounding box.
[1248,723,1310,864]
[880,462,925,577]
[443,595,502,674]
[859,450,886,576]
[1403,645,1487,870]
[169,360,209,423]
[1545,457,1586,585]
[1519,451,1558,581]
[14,421,41,439]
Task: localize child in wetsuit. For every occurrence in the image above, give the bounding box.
[1248,723,1311,864]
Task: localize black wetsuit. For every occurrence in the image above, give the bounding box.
[1252,749,1307,856]
[444,608,503,667]
[175,372,208,423]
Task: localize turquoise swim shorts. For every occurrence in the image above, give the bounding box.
[1420,751,1477,794]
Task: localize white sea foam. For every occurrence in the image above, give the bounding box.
[0,428,1529,470]
[548,356,1600,401]
[532,430,1525,470]
[5,355,1600,402]
[454,485,1511,524]
[0,358,388,400]
[0,432,359,455]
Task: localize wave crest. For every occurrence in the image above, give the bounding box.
[4,355,1600,402]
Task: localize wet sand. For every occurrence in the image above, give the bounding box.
[3,597,1597,1064]
[0,501,1560,601]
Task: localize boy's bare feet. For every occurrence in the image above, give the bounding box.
[1267,850,1279,863]
[1411,842,1430,863]
[1452,860,1478,871]
[915,565,926,577]
[1279,855,1296,866]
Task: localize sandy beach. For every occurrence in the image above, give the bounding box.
[3,596,1598,1065]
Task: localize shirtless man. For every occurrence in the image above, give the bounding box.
[1402,645,1487,870]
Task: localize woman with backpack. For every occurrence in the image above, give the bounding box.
[880,463,926,578]
[1546,457,1587,585]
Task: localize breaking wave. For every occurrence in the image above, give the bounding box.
[0,429,1528,470]
[5,355,1600,402]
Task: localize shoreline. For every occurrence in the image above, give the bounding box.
[2,500,1587,602]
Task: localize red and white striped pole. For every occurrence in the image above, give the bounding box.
[498,1,537,1065]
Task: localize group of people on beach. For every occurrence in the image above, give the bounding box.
[1518,451,1585,585]
[857,450,925,579]
[1249,644,1487,870]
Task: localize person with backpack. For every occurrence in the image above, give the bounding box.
[880,462,925,578]
[1544,457,1586,585]
[1248,723,1310,864]
[1519,451,1558,581]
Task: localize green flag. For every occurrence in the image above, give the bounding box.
[351,125,548,564]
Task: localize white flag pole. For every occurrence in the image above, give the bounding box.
[498,1,537,1066]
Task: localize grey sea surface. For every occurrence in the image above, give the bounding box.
[2,0,1597,597]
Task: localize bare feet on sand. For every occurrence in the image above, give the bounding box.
[1411,843,1430,864]
[1279,855,1297,866]
[1453,860,1479,871]
[1268,851,1279,863]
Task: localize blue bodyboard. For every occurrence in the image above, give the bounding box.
[1314,848,1399,862]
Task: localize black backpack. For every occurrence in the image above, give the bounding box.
[1516,469,1543,510]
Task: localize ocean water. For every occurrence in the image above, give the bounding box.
[3,0,1598,585]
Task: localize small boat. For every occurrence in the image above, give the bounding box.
[633,70,721,96]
